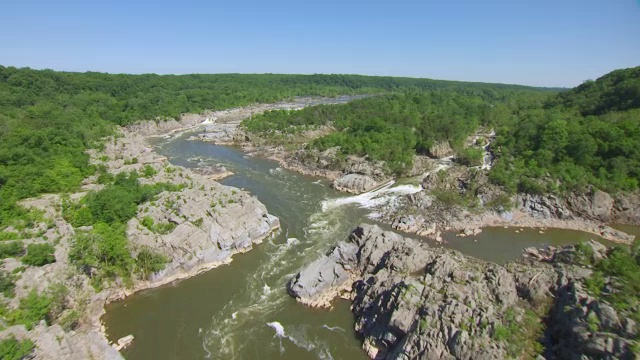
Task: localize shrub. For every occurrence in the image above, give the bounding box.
[21,243,56,266]
[141,216,176,235]
[69,223,134,289]
[432,189,465,207]
[457,147,484,166]
[0,337,35,360]
[58,309,80,331]
[135,248,168,280]
[486,193,513,211]
[0,242,24,259]
[492,307,545,358]
[0,231,20,241]
[142,165,157,178]
[0,271,15,297]
[7,289,53,330]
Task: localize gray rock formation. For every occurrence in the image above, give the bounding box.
[518,189,640,226]
[343,156,386,179]
[290,224,638,360]
[127,185,279,290]
[0,324,123,360]
[333,174,378,194]
[428,141,455,159]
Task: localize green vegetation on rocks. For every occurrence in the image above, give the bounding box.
[21,243,56,266]
[62,171,176,288]
[580,239,640,325]
[0,242,24,259]
[0,336,35,360]
[492,66,640,193]
[244,90,548,174]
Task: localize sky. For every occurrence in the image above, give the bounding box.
[1,0,639,87]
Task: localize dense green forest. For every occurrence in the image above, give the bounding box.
[243,66,640,192]
[491,66,640,193]
[0,65,550,229]
[243,89,550,174]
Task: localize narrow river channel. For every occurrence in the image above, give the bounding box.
[103,133,620,360]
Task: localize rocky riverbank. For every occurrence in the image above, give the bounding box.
[289,224,638,359]
[373,164,638,244]
[193,103,638,244]
[0,110,280,358]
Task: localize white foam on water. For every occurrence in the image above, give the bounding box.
[267,321,286,337]
[320,180,422,212]
[286,238,300,246]
[263,284,271,295]
[321,324,345,332]
[231,312,238,319]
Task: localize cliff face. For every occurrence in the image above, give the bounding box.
[289,224,638,360]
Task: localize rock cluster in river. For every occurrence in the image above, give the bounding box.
[289,224,638,359]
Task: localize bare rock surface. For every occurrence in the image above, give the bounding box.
[0,324,122,360]
[333,174,379,194]
[428,141,455,159]
[289,224,638,359]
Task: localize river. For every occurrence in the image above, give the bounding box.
[103,133,623,360]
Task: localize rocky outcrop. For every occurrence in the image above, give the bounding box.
[0,324,122,360]
[333,174,378,194]
[428,141,455,159]
[518,189,640,226]
[407,155,436,176]
[548,281,637,360]
[94,130,281,299]
[613,193,640,224]
[290,225,639,359]
[125,113,212,136]
[288,225,427,307]
[343,156,386,179]
[287,241,358,307]
[124,185,279,293]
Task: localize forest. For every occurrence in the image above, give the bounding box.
[0,65,551,229]
[243,66,640,193]
[491,66,640,193]
[242,89,550,174]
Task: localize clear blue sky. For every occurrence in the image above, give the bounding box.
[1,0,639,87]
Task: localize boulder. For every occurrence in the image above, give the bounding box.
[287,255,350,304]
[333,174,378,194]
[428,141,455,159]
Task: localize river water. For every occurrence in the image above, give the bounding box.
[103,134,623,360]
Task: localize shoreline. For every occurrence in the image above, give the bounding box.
[103,222,280,303]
